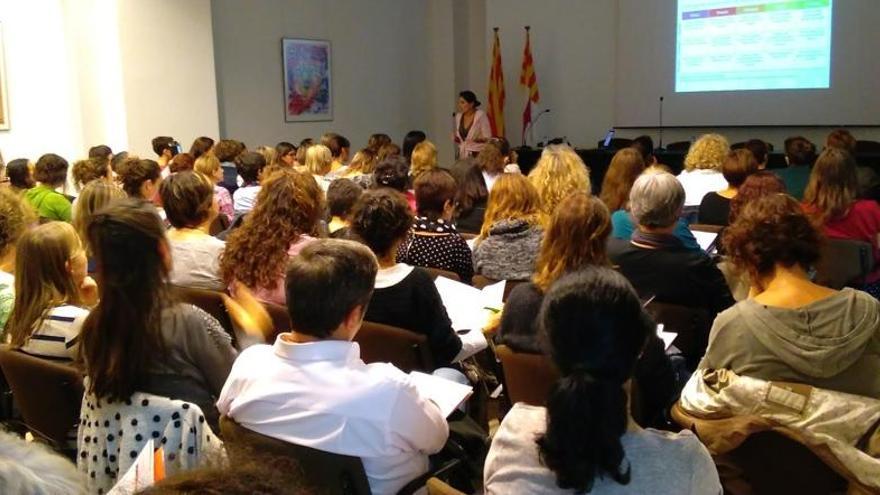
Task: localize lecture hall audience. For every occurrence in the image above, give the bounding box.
[0,188,34,333]
[25,154,73,222]
[775,135,817,200]
[527,144,591,216]
[697,148,760,226]
[231,151,266,215]
[193,153,235,223]
[677,133,730,209]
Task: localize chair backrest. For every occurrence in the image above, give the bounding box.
[856,140,880,154]
[814,238,875,289]
[170,286,236,346]
[221,416,371,495]
[666,141,692,152]
[208,213,230,236]
[356,321,433,372]
[689,223,724,234]
[0,347,83,447]
[644,301,713,367]
[494,345,558,406]
[424,267,460,283]
[714,430,847,494]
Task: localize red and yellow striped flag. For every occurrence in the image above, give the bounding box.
[520,26,540,144]
[487,28,505,138]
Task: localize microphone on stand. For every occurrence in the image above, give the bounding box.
[529,109,551,147]
[658,96,665,151]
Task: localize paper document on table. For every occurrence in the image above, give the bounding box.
[657,324,678,350]
[409,371,473,417]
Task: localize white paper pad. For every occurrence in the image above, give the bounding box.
[109,439,155,495]
[409,371,473,417]
[693,231,718,252]
[657,323,678,350]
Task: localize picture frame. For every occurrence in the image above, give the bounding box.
[281,38,332,122]
[0,23,10,130]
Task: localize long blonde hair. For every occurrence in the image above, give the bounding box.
[532,193,611,292]
[305,144,333,176]
[683,134,729,171]
[344,149,377,176]
[410,141,438,180]
[528,145,591,216]
[194,153,222,179]
[478,173,544,240]
[73,180,126,256]
[6,222,84,347]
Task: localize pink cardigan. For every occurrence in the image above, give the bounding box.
[454,109,492,158]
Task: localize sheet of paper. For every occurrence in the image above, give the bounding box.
[656,323,678,350]
[466,238,477,251]
[693,231,718,252]
[409,371,473,417]
[434,277,505,331]
[453,327,489,362]
[109,439,155,495]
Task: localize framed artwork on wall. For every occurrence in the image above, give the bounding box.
[0,23,10,130]
[282,38,332,122]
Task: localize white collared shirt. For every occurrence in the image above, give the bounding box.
[217,338,449,495]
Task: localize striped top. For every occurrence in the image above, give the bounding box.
[19,304,89,362]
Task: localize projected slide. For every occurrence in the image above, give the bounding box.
[675,0,833,93]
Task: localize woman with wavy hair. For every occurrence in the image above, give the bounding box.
[485,267,719,494]
[599,147,645,212]
[677,133,730,208]
[219,170,323,305]
[472,174,545,281]
[527,145,591,216]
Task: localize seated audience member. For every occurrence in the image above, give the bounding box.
[305,144,333,190]
[321,132,351,173]
[397,169,473,283]
[79,199,237,429]
[677,133,730,209]
[600,148,646,213]
[118,157,162,202]
[327,178,363,238]
[702,194,880,397]
[24,153,73,222]
[528,145,591,216]
[499,193,675,427]
[6,222,96,361]
[168,152,195,174]
[476,139,507,194]
[72,180,126,271]
[373,155,416,211]
[151,136,180,177]
[825,128,857,155]
[109,151,130,177]
[803,148,880,294]
[232,151,266,215]
[698,148,760,226]
[350,189,462,367]
[294,137,313,167]
[409,140,438,181]
[454,163,489,234]
[189,136,215,160]
[7,158,35,195]
[160,172,225,291]
[194,153,234,223]
[340,148,377,187]
[402,130,427,163]
[608,172,734,316]
[0,429,84,494]
[0,189,35,333]
[472,173,545,281]
[377,142,401,163]
[825,128,880,199]
[273,141,296,168]
[213,138,246,187]
[775,136,817,200]
[367,133,392,155]
[218,239,448,495]
[256,145,276,168]
[629,135,657,165]
[88,144,113,163]
[720,172,788,300]
[71,157,111,192]
[220,170,322,305]
[485,267,720,494]
[744,138,769,169]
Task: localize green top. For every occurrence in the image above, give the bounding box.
[24,185,72,222]
[0,271,13,338]
[773,165,811,201]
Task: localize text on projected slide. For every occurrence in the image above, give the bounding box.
[675,0,833,93]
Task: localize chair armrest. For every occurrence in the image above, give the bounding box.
[396,458,462,495]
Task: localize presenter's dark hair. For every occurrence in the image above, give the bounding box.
[459,90,480,108]
[285,239,378,339]
[537,266,651,492]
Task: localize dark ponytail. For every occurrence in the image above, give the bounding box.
[536,267,650,492]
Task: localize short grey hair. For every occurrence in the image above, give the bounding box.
[629,172,685,228]
[0,430,85,494]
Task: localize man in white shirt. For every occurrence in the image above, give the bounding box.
[231,152,265,215]
[217,239,449,495]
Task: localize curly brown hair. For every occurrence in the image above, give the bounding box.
[722,193,821,282]
[220,170,323,291]
[350,189,413,258]
[533,193,611,291]
[72,157,110,188]
[0,188,35,257]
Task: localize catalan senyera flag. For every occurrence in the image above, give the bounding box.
[520,27,540,144]
[487,28,505,138]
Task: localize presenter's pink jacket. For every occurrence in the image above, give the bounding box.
[454,109,492,158]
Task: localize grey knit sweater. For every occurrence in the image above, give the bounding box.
[472,219,543,281]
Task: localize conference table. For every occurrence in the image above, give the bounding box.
[515,147,880,196]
